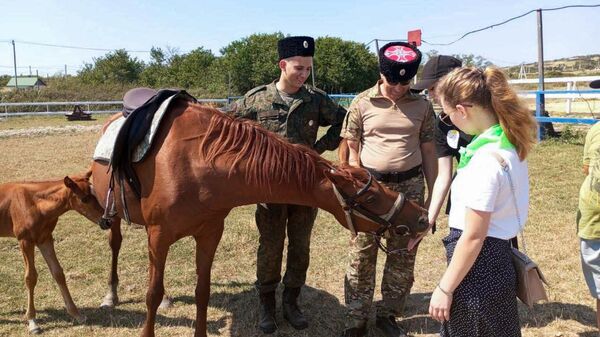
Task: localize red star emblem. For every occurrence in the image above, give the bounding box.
[384,46,417,63]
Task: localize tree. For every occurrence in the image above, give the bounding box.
[167,47,217,89]
[220,32,284,94]
[314,37,378,93]
[78,49,145,84]
[451,53,492,68]
[139,47,170,87]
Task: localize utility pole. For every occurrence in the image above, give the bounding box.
[311,59,315,88]
[12,40,18,90]
[64,64,67,77]
[536,9,556,138]
[29,66,32,76]
[537,9,544,105]
[375,39,380,67]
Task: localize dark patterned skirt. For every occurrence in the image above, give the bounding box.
[440,228,521,337]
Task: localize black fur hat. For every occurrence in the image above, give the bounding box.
[378,42,422,83]
[278,36,315,60]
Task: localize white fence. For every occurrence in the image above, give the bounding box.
[1,76,598,117]
[509,76,600,114]
[0,99,229,117]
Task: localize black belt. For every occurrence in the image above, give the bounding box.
[365,165,422,184]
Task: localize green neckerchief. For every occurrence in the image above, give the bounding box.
[457,124,514,169]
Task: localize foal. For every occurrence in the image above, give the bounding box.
[0,171,111,334]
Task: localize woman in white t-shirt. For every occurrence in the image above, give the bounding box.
[427,67,537,336]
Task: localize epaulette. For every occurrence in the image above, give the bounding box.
[246,84,267,97]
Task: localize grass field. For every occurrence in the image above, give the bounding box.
[0,115,597,337]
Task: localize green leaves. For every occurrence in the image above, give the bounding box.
[78,49,144,84]
[314,37,378,93]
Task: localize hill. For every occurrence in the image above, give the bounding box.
[504,54,600,78]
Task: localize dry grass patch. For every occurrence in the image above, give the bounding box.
[0,121,596,336]
[0,114,110,131]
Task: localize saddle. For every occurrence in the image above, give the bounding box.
[110,89,197,200]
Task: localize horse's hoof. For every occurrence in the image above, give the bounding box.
[28,320,42,335]
[100,294,118,308]
[29,327,42,335]
[159,296,173,310]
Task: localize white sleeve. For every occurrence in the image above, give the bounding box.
[463,153,503,212]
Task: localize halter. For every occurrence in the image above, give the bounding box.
[330,169,411,255]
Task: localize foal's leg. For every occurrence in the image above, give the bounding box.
[101,217,122,308]
[37,238,86,323]
[141,227,172,337]
[193,222,224,337]
[19,239,41,334]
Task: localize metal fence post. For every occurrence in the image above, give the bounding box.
[536,90,542,142]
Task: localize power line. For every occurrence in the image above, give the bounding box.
[421,4,600,46]
[13,40,150,53]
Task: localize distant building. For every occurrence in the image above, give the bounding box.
[5,76,47,90]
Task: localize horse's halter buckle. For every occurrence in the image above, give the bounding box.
[331,169,410,255]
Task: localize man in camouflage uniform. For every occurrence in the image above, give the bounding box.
[340,42,437,337]
[233,36,347,334]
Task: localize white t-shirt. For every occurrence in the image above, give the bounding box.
[448,145,529,240]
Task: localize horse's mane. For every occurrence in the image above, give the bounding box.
[198,105,333,192]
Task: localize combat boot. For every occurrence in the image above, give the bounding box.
[340,326,367,337]
[282,287,308,329]
[375,315,408,337]
[258,291,277,334]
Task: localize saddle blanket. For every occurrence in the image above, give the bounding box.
[93,93,178,163]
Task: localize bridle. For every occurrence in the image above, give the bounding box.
[330,169,412,255]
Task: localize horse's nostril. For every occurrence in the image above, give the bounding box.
[98,218,112,230]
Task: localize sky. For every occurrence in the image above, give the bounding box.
[1,0,599,77]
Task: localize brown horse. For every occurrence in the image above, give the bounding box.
[91,99,428,337]
[0,172,112,334]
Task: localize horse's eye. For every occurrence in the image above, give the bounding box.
[365,195,376,204]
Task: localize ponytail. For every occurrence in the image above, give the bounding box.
[483,67,537,160]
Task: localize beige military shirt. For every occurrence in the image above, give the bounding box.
[341,81,434,172]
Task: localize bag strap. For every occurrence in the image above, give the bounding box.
[489,152,528,254]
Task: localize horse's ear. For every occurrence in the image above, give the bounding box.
[64,176,76,188]
[64,176,86,198]
[84,167,93,180]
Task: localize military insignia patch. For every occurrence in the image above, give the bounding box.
[384,45,418,63]
[399,69,406,76]
[303,40,309,48]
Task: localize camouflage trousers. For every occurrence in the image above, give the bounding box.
[255,203,318,294]
[344,174,425,328]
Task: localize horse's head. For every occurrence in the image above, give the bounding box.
[64,171,113,230]
[324,165,429,244]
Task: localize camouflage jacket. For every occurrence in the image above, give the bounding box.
[233,81,347,153]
